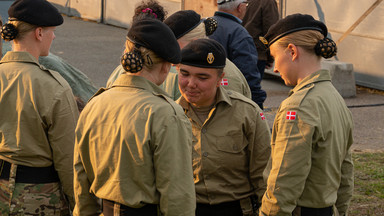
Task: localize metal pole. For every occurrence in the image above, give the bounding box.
[100,0,105,23]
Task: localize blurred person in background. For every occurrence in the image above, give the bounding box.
[242,0,279,78]
[210,0,266,109]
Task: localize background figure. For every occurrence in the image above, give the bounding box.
[0,0,78,214]
[209,0,266,109]
[133,0,168,21]
[74,18,196,216]
[242,0,279,78]
[259,14,353,216]
[177,38,271,216]
[164,10,252,100]
[106,0,183,100]
[39,53,98,102]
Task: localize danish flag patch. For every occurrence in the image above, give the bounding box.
[260,112,266,120]
[221,78,229,86]
[286,111,296,120]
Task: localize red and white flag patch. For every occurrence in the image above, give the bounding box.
[260,112,266,120]
[286,111,296,120]
[221,78,229,86]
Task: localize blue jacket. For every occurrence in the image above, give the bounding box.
[209,11,266,108]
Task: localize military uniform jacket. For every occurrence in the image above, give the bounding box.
[74,74,196,216]
[260,70,354,216]
[0,51,79,207]
[177,87,271,205]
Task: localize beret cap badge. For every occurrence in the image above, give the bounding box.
[207,53,215,64]
[259,36,268,45]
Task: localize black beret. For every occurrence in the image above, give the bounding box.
[261,13,328,47]
[128,18,181,64]
[8,0,63,26]
[164,10,202,39]
[181,38,226,68]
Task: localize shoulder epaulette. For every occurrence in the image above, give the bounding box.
[284,83,315,107]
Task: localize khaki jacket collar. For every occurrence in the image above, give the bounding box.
[1,51,39,66]
[112,73,170,97]
[289,69,331,96]
[178,86,233,111]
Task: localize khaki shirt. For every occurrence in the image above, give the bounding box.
[178,87,271,205]
[260,70,354,216]
[0,51,79,208]
[74,74,196,216]
[223,58,252,99]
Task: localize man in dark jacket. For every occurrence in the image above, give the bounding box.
[242,0,279,78]
[209,0,266,109]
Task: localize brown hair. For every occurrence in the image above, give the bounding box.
[133,0,167,22]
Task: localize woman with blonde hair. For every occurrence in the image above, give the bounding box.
[74,18,196,216]
[259,14,353,216]
[0,0,78,214]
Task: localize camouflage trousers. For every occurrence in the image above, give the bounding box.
[0,164,70,216]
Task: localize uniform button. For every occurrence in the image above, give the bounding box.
[203,152,209,157]
[211,195,216,199]
[228,91,232,95]
[233,145,239,151]
[202,128,207,133]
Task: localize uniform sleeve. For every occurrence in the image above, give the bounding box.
[47,88,79,210]
[247,107,271,204]
[152,113,196,216]
[73,122,102,216]
[336,131,354,216]
[260,108,314,215]
[228,29,266,107]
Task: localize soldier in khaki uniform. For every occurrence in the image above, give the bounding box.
[74,19,196,216]
[165,10,252,101]
[0,0,78,214]
[177,38,271,215]
[258,14,354,216]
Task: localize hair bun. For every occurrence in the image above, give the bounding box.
[1,23,18,41]
[121,50,143,73]
[315,37,337,59]
[204,17,218,36]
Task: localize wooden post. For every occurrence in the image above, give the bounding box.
[336,0,383,45]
